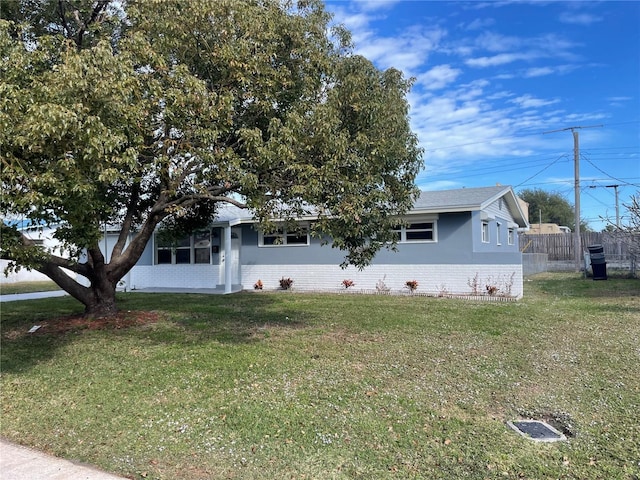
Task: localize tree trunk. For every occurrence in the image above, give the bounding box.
[80,245,120,317]
[83,281,119,317]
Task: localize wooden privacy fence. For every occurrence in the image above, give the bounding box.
[519,232,638,261]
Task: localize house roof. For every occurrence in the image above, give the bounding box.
[212,185,529,228]
[412,185,529,227]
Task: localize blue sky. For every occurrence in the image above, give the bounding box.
[324,0,640,230]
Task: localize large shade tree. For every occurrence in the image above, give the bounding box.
[1,0,423,316]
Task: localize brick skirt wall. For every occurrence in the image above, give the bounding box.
[128,263,523,298]
[130,265,220,290]
[243,264,524,299]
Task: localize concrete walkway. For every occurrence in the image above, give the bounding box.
[0,287,248,309]
[0,291,69,303]
[0,439,127,480]
[0,286,245,304]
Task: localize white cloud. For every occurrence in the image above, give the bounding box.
[607,96,634,108]
[523,66,554,77]
[330,6,446,75]
[523,64,577,77]
[510,95,561,109]
[462,17,495,31]
[416,65,462,90]
[351,0,402,12]
[559,11,602,26]
[368,26,446,73]
[486,91,515,101]
[465,52,538,67]
[475,32,522,52]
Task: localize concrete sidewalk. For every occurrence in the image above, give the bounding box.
[0,287,245,303]
[0,439,128,480]
[0,291,68,303]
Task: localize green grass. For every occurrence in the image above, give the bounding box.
[0,280,60,295]
[1,273,639,479]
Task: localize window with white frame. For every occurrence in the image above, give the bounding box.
[481,221,490,243]
[496,222,502,245]
[156,230,212,264]
[508,228,515,245]
[259,224,309,247]
[392,220,437,242]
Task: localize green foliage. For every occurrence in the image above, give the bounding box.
[0,0,423,314]
[518,188,589,231]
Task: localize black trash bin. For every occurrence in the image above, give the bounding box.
[589,249,607,280]
[588,244,604,255]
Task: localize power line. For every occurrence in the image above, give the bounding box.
[580,153,639,186]
[514,154,568,188]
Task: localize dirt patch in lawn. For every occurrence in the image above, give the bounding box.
[4,311,161,339]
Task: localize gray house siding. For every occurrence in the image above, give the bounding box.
[133,210,521,268]
[240,211,520,266]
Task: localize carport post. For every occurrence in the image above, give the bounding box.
[224,225,232,294]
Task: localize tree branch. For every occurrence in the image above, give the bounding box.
[112,182,141,258]
[57,0,73,38]
[36,262,91,305]
[74,0,110,49]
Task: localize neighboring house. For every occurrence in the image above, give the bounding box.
[120,185,529,298]
[0,222,85,284]
[527,223,571,234]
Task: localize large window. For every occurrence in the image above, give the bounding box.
[392,220,437,243]
[156,230,212,264]
[259,225,309,247]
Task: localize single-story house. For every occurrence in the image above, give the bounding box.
[118,185,529,298]
[527,223,571,234]
[1,222,85,285]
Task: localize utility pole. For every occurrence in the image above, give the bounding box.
[606,184,620,228]
[544,124,602,272]
[606,184,621,258]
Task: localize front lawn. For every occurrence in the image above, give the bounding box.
[1,273,639,479]
[0,280,60,295]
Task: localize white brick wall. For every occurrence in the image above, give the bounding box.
[130,265,219,290]
[244,264,523,298]
[129,263,523,298]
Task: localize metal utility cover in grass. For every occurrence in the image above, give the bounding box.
[507,420,567,442]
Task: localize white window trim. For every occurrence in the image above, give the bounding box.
[481,221,490,243]
[508,228,515,245]
[258,224,310,247]
[496,222,502,246]
[393,216,438,243]
[155,230,213,265]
